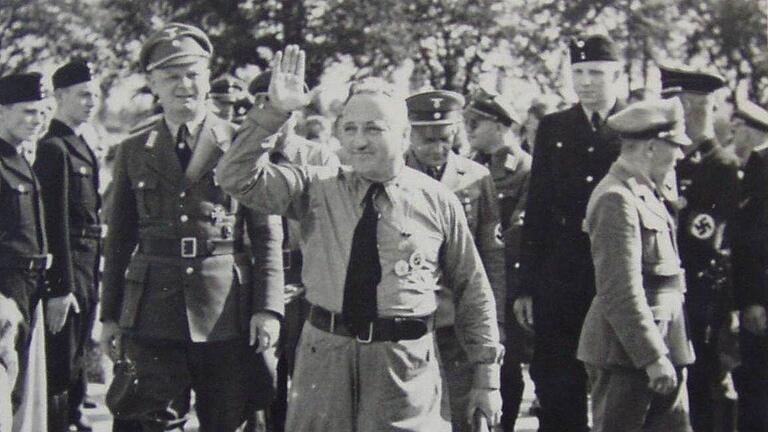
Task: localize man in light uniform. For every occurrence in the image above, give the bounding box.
[580,98,695,431]
[404,89,505,431]
[217,47,503,431]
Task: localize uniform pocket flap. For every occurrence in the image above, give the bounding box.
[124,261,149,283]
[5,179,31,194]
[638,211,668,231]
[71,164,92,176]
[130,175,158,190]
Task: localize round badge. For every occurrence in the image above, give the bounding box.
[409,251,424,268]
[79,166,87,175]
[394,260,410,276]
[689,213,716,240]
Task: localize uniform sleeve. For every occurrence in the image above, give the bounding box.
[245,209,285,318]
[441,193,503,389]
[100,143,139,323]
[217,104,315,219]
[475,173,507,324]
[588,191,668,368]
[33,141,75,297]
[517,118,553,297]
[732,153,768,308]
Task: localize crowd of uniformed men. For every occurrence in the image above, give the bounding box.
[0,21,768,432]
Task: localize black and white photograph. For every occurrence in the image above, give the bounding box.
[0,0,766,431]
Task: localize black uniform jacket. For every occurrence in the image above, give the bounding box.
[732,145,768,309]
[34,119,101,303]
[518,102,623,304]
[0,138,47,320]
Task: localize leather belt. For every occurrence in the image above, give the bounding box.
[70,224,104,239]
[138,237,236,258]
[308,304,434,343]
[0,254,52,271]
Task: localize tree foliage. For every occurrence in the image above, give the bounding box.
[1,0,765,101]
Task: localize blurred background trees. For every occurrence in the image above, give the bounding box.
[1,0,765,120]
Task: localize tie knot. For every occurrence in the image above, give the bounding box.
[364,183,382,205]
[591,112,602,130]
[176,124,190,144]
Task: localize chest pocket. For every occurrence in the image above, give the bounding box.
[1,173,36,227]
[638,208,680,276]
[69,161,97,207]
[130,175,160,218]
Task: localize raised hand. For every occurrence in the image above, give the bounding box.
[268,44,310,114]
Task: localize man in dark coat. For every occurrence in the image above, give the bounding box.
[34,60,102,432]
[0,72,51,432]
[731,99,768,430]
[98,23,285,431]
[465,89,532,431]
[659,65,741,432]
[513,34,624,432]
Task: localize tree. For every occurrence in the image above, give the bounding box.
[0,0,113,76]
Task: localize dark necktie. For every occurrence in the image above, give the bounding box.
[427,166,442,180]
[342,183,383,334]
[591,111,602,130]
[175,125,192,170]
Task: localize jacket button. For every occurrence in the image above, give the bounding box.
[180,215,189,222]
[179,192,186,198]
[586,176,594,183]
[587,147,594,153]
[138,181,145,188]
[186,267,194,275]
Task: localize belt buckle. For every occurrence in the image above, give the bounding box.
[181,237,197,258]
[356,322,374,344]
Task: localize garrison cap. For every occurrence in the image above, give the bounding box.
[248,71,271,96]
[733,93,768,133]
[406,90,465,126]
[466,88,520,126]
[659,64,725,96]
[0,73,48,105]
[569,34,619,64]
[210,74,246,103]
[53,60,95,89]
[140,23,213,72]
[607,97,692,146]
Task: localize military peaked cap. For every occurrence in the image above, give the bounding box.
[140,23,213,72]
[406,90,465,126]
[466,88,520,126]
[607,97,692,146]
[659,64,726,96]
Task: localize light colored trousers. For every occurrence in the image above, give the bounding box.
[586,364,692,432]
[286,323,451,432]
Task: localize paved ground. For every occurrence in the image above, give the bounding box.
[85,364,540,431]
